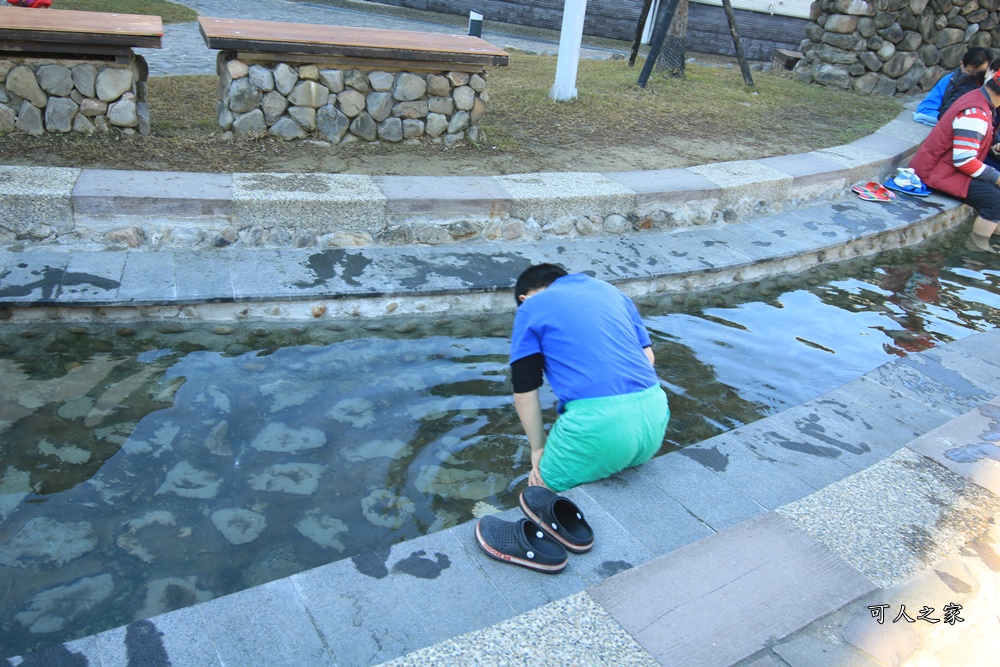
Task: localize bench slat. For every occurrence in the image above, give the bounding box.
[199,17,509,66]
[235,51,488,74]
[0,38,134,58]
[0,8,163,38]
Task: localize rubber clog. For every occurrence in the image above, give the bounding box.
[519,486,594,553]
[475,515,568,573]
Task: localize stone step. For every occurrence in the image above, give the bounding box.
[0,110,930,251]
[0,188,970,322]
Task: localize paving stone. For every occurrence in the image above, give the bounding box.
[772,633,878,667]
[73,169,232,216]
[96,606,220,667]
[813,144,900,184]
[650,225,758,274]
[374,175,511,220]
[0,251,71,303]
[197,577,333,666]
[827,376,954,434]
[794,200,909,239]
[778,448,1000,588]
[677,433,817,509]
[293,554,435,667]
[118,250,176,304]
[375,591,660,667]
[590,512,876,667]
[908,345,1000,395]
[731,418,859,491]
[576,465,715,556]
[906,399,1000,496]
[863,352,996,418]
[687,160,793,208]
[636,450,767,531]
[232,173,387,233]
[57,250,127,303]
[601,168,722,212]
[495,172,636,221]
[744,209,855,253]
[173,252,234,302]
[295,528,514,667]
[764,392,921,471]
[757,152,850,187]
[0,165,77,231]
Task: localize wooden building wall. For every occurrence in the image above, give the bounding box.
[363,0,809,61]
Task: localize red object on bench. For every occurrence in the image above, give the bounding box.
[7,0,53,7]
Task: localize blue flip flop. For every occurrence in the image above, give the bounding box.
[475,515,568,573]
[519,486,594,553]
[883,180,930,197]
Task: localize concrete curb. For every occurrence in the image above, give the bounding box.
[0,109,932,252]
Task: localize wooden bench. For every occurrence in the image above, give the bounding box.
[198,17,509,73]
[197,17,509,144]
[0,8,162,62]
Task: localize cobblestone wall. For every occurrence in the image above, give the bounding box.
[794,0,1000,95]
[0,56,149,136]
[217,53,488,145]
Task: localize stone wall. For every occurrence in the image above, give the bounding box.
[0,56,150,136]
[793,0,1000,95]
[217,53,489,145]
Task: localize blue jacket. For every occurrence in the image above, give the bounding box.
[915,70,956,117]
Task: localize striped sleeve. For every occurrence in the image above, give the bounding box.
[952,106,1000,183]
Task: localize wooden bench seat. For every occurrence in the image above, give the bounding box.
[198,17,509,73]
[0,8,162,60]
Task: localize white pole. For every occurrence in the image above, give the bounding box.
[549,0,587,102]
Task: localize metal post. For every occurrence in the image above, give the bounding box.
[468,10,483,38]
[628,0,655,67]
[550,0,588,102]
[721,0,754,87]
[637,0,681,88]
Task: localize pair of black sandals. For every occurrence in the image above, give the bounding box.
[474,486,594,573]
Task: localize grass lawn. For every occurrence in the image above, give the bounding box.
[57,0,196,24]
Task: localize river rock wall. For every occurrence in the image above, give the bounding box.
[794,0,1000,94]
[216,53,489,146]
[0,56,150,136]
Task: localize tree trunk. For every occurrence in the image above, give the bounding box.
[655,0,688,77]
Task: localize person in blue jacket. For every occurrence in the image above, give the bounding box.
[509,264,669,491]
[913,48,991,125]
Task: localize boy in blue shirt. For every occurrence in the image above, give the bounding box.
[509,264,670,491]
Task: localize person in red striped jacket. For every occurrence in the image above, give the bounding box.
[911,56,1000,254]
[5,0,52,6]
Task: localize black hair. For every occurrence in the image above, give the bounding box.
[987,55,1000,95]
[963,47,991,69]
[514,263,567,306]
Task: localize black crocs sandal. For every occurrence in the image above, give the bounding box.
[519,486,594,553]
[475,515,568,573]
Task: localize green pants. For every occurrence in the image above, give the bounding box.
[539,384,669,492]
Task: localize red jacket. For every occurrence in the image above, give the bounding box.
[910,88,995,198]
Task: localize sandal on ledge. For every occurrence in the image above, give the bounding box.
[475,515,568,573]
[519,486,594,554]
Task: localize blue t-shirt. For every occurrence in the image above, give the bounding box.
[509,273,658,411]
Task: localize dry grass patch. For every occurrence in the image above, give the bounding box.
[0,54,903,175]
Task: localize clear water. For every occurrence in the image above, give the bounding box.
[1,230,999,658]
